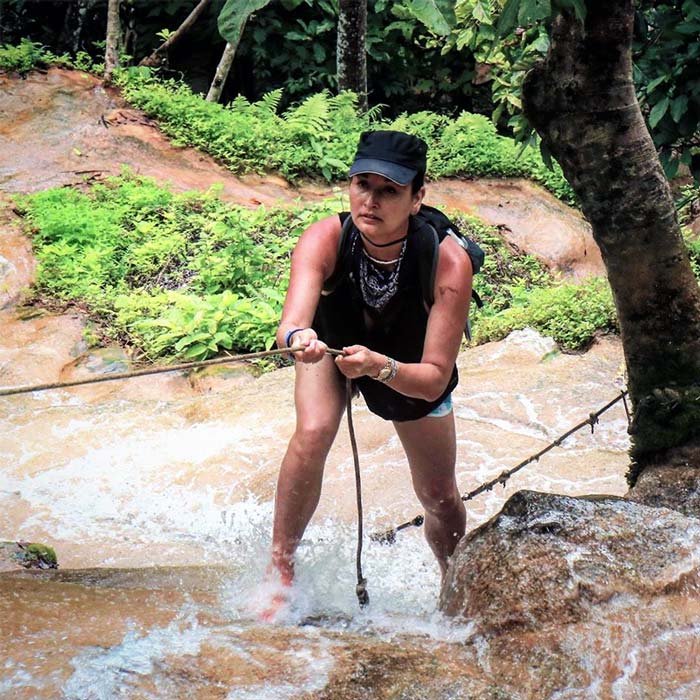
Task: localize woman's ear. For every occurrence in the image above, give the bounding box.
[411,186,426,215]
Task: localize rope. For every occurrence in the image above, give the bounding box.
[346,377,369,608]
[0,345,345,397]
[371,390,630,544]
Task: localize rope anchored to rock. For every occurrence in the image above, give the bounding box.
[371,390,631,545]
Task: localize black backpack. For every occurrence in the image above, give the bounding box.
[324,204,485,337]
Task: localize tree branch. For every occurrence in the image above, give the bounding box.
[139,0,212,68]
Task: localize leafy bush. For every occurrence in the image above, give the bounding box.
[0,38,100,74]
[116,68,574,200]
[19,172,339,360]
[423,112,575,202]
[473,277,619,351]
[0,38,49,73]
[116,70,369,182]
[19,172,619,359]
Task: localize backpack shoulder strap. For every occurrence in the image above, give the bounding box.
[415,206,485,309]
[322,212,354,296]
[411,216,440,309]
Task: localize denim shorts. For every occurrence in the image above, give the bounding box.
[427,393,453,418]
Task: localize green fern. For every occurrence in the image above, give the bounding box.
[229,95,252,113]
[257,88,283,115]
[283,92,332,137]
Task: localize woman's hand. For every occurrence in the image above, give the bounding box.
[287,328,328,364]
[335,345,382,379]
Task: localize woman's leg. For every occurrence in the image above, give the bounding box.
[393,410,466,576]
[270,356,346,584]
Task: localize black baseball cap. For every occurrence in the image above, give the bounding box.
[348,130,428,186]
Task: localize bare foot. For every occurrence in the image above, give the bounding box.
[258,589,290,623]
[256,567,293,623]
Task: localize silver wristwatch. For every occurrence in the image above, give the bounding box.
[374,356,398,383]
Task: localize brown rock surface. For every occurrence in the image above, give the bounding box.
[0,68,330,206]
[0,196,35,308]
[427,177,604,278]
[4,560,700,699]
[440,489,700,635]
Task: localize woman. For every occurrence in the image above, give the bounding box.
[267,130,473,612]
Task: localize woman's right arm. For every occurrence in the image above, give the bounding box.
[276,215,342,363]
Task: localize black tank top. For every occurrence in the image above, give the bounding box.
[312,213,458,422]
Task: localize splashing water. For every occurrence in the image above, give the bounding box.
[1,329,639,698]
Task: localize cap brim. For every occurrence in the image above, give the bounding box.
[348,158,416,186]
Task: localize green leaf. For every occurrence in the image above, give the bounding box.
[539,139,554,171]
[531,34,550,53]
[675,21,700,35]
[519,0,551,24]
[569,0,586,22]
[649,96,670,128]
[183,343,209,359]
[403,0,453,35]
[472,0,491,25]
[645,75,668,94]
[659,150,679,179]
[671,95,688,123]
[496,0,521,37]
[217,0,273,45]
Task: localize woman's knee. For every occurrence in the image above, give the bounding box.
[415,483,462,518]
[290,421,339,460]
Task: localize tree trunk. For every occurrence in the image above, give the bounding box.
[206,41,237,102]
[57,0,96,54]
[103,0,121,83]
[139,0,212,68]
[123,0,138,63]
[522,0,700,485]
[337,0,368,112]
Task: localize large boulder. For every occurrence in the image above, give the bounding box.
[440,489,700,635]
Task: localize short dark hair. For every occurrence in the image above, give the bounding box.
[411,171,425,194]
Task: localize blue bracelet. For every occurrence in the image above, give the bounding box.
[284,327,306,349]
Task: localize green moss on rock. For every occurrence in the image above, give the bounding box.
[16,542,58,569]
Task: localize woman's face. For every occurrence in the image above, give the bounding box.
[349,173,424,243]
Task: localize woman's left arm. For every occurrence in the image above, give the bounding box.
[336,237,473,401]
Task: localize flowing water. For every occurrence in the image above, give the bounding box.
[0,315,633,698]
